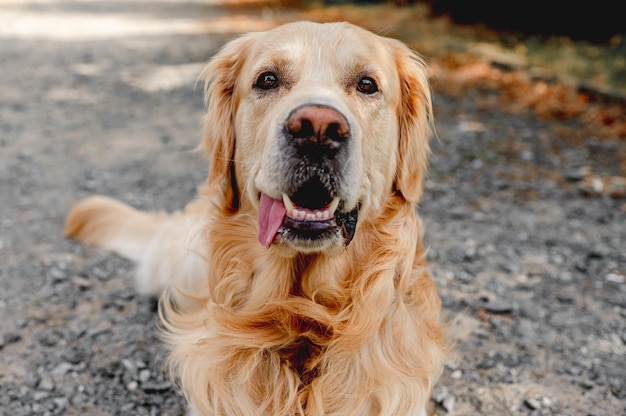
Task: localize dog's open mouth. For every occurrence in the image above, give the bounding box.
[257,179,358,250]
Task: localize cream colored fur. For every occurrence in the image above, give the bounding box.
[66,21,448,416]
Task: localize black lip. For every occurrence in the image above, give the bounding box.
[283,216,337,232]
[281,217,338,243]
[336,206,359,245]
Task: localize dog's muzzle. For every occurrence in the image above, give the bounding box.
[257,104,358,251]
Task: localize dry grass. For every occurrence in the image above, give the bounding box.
[296,4,626,140]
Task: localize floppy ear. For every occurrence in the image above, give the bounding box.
[390,40,434,205]
[201,34,255,211]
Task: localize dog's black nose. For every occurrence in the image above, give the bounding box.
[285,105,350,153]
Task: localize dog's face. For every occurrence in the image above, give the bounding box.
[202,22,432,256]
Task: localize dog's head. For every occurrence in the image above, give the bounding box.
[202,22,432,256]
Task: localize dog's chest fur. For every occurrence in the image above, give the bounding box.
[277,256,339,384]
[280,334,324,385]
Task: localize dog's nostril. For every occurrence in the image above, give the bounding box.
[287,118,315,140]
[324,123,349,148]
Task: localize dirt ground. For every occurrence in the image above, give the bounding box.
[0,1,624,415]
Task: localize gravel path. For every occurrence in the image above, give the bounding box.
[1,1,624,415]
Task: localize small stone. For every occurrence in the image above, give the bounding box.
[49,267,67,282]
[92,266,110,280]
[589,243,611,259]
[442,395,456,413]
[457,119,485,133]
[86,327,111,338]
[38,376,55,392]
[464,245,478,260]
[53,397,68,410]
[25,375,41,388]
[62,346,88,364]
[483,299,514,314]
[550,254,565,266]
[3,332,22,344]
[471,159,484,169]
[606,176,626,198]
[432,387,456,413]
[33,391,50,401]
[579,175,604,196]
[52,362,74,375]
[515,319,536,342]
[520,150,534,161]
[451,369,463,379]
[72,276,93,290]
[38,333,58,348]
[139,369,151,383]
[564,167,590,182]
[126,381,139,392]
[499,261,519,273]
[456,272,474,283]
[141,381,171,394]
[122,358,137,373]
[558,272,573,282]
[605,273,625,284]
[524,397,541,410]
[432,387,447,403]
[579,379,594,390]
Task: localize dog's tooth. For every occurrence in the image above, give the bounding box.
[328,198,340,215]
[315,211,323,219]
[321,210,330,220]
[282,194,295,214]
[306,213,316,221]
[293,209,305,220]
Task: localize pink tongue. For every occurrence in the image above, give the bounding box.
[258,194,287,248]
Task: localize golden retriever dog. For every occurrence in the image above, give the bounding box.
[65,21,448,416]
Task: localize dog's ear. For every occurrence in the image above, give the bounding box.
[390,40,434,205]
[201,34,255,211]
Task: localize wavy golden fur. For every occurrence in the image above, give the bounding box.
[65,21,448,415]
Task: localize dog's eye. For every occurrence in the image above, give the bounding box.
[254,72,279,90]
[357,77,379,94]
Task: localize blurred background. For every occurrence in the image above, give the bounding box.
[0,1,624,415]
